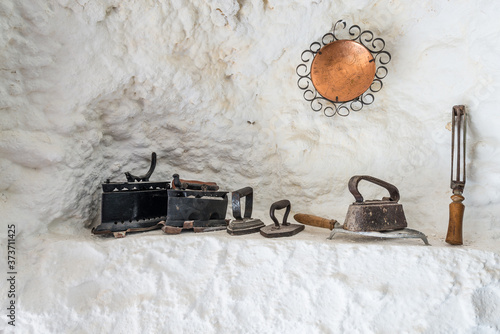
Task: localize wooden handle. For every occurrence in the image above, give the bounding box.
[293,214,337,230]
[172,179,218,190]
[446,194,464,245]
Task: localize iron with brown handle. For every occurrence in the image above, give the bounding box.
[293,213,338,230]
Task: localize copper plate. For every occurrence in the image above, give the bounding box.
[311,40,376,103]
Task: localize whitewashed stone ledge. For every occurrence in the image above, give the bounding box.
[9,228,500,334]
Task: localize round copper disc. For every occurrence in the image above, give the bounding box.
[311,40,376,103]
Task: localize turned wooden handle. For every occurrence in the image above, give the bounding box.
[293,214,337,230]
[446,194,464,245]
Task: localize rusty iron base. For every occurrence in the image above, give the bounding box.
[343,175,408,232]
[343,201,407,232]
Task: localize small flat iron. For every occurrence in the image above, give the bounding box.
[260,200,304,238]
[227,187,265,235]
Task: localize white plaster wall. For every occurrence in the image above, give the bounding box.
[1,1,500,333]
[1,0,499,241]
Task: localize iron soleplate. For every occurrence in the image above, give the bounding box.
[227,218,265,235]
[260,223,305,238]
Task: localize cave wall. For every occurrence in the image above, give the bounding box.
[1,0,499,242]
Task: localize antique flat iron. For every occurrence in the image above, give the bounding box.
[328,175,429,245]
[343,175,407,232]
[161,174,228,234]
[92,152,169,238]
[227,187,265,235]
[260,200,304,238]
[446,105,467,245]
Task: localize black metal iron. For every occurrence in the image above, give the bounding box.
[343,175,407,232]
[162,174,228,234]
[260,200,304,238]
[93,154,230,237]
[296,20,391,117]
[92,152,169,237]
[227,187,265,235]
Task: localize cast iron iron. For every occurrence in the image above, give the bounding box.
[92,152,169,237]
[260,200,304,238]
[343,175,407,232]
[161,174,228,234]
[328,175,429,245]
[227,187,265,235]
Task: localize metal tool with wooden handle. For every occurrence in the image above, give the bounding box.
[293,214,337,230]
[446,105,466,245]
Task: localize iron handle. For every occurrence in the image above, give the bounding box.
[180,183,219,191]
[348,175,400,203]
[231,187,253,220]
[124,152,156,182]
[269,199,291,227]
[294,213,337,230]
[172,174,219,191]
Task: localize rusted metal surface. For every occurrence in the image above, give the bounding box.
[260,200,304,238]
[161,224,182,234]
[311,40,376,103]
[343,175,407,232]
[227,187,265,235]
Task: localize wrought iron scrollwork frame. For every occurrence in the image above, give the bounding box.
[296,20,391,117]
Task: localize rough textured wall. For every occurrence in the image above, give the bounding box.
[1,0,499,242]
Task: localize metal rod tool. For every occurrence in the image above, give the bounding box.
[446,105,467,245]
